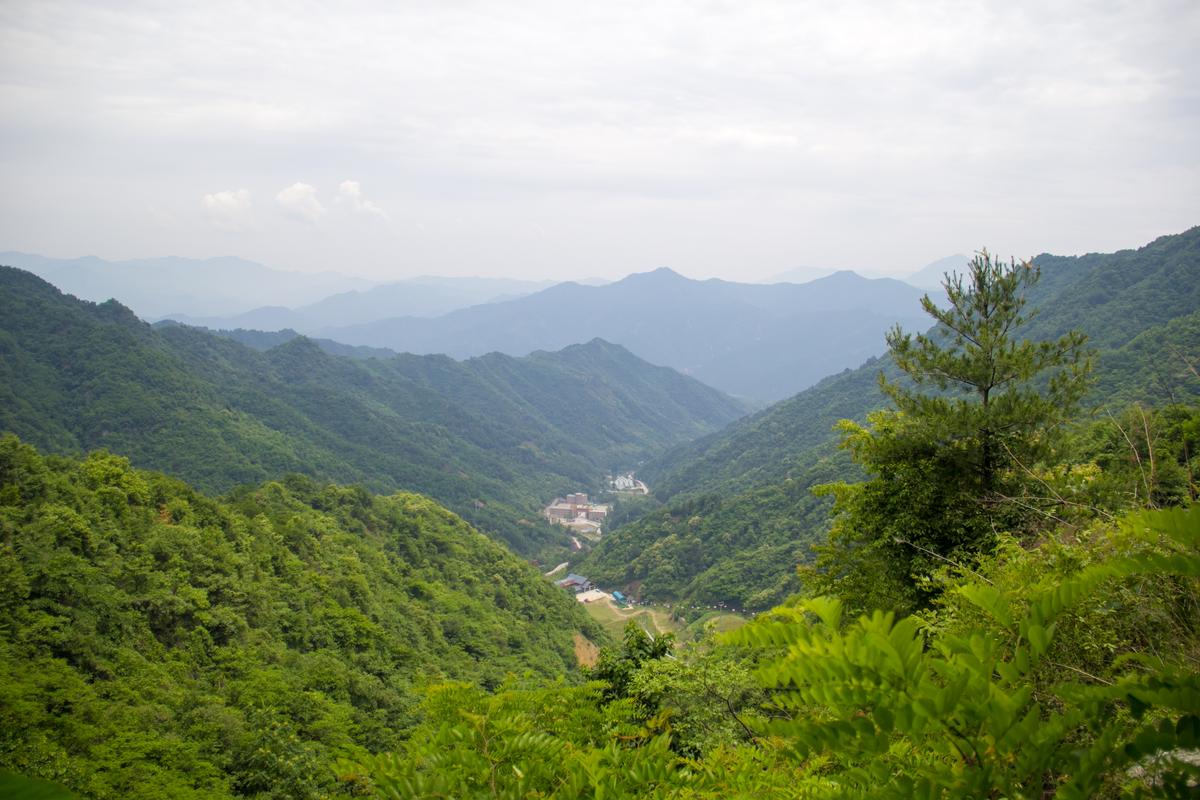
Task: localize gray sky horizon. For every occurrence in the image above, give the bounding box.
[2,0,1197,283]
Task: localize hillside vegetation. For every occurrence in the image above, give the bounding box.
[0,436,603,798]
[337,485,1200,797]
[0,266,745,556]
[583,227,1200,607]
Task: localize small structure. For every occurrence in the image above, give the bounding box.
[556,573,593,593]
[608,473,649,495]
[611,590,628,607]
[575,589,608,604]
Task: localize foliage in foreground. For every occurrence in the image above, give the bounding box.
[0,436,602,799]
[347,506,1200,798]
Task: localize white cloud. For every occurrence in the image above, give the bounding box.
[275,182,325,224]
[201,188,253,232]
[337,180,388,220]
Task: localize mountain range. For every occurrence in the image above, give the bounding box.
[1,229,1196,798]
[163,275,561,330]
[15,250,959,405]
[0,266,745,556]
[314,268,942,404]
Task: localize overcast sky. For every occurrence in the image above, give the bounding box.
[1,0,1197,282]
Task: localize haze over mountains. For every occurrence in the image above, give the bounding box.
[4,0,1197,791]
[166,275,564,330]
[314,268,941,404]
[904,254,971,290]
[0,252,375,318]
[14,249,964,404]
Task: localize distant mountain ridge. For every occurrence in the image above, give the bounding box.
[0,251,375,318]
[764,265,837,284]
[163,275,559,331]
[906,254,971,290]
[317,267,943,403]
[0,266,746,556]
[580,226,1200,608]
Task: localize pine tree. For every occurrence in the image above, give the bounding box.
[884,250,1092,494]
[808,251,1092,612]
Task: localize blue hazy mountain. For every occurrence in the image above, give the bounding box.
[906,254,971,290]
[318,268,940,404]
[164,275,559,331]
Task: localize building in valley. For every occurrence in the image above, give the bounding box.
[555,573,593,592]
[608,473,649,495]
[543,493,610,535]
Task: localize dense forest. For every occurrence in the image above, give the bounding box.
[0,266,745,557]
[583,227,1200,608]
[0,437,602,797]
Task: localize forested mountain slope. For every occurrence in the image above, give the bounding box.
[583,227,1200,607]
[0,267,745,555]
[0,437,603,798]
[318,267,938,403]
[163,324,400,360]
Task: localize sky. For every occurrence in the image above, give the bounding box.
[1,0,1197,282]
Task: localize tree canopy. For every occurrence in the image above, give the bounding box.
[883,251,1092,494]
[809,251,1094,612]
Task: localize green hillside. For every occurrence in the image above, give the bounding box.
[0,436,604,798]
[0,267,745,556]
[583,227,1200,607]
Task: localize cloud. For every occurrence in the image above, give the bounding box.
[3,1,1198,278]
[337,180,388,220]
[201,189,253,232]
[275,182,325,224]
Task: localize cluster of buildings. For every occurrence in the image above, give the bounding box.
[543,493,610,537]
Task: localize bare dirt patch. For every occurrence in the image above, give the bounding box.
[573,632,599,668]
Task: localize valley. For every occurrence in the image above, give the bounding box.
[0,267,745,559]
[1,226,1197,799]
